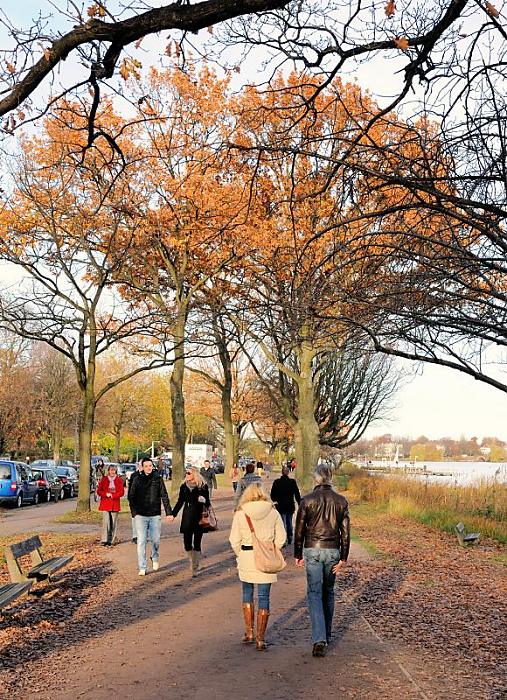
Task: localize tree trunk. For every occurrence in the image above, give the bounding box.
[52,428,62,461]
[221,363,237,479]
[76,387,95,512]
[294,346,320,493]
[170,315,186,494]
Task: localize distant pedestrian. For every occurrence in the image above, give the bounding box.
[294,464,350,657]
[234,463,262,509]
[231,462,241,493]
[256,461,264,477]
[229,483,286,650]
[128,461,143,544]
[95,458,107,480]
[171,466,210,576]
[97,464,125,546]
[128,457,173,576]
[270,465,301,545]
[200,459,217,499]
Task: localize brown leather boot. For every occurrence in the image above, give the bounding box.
[242,603,255,644]
[256,609,270,650]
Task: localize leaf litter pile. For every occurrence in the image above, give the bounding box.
[341,508,507,700]
[0,533,116,696]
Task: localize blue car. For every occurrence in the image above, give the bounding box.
[0,461,40,508]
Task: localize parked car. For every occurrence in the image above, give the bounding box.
[91,455,111,466]
[31,458,77,470]
[0,461,39,507]
[212,460,225,474]
[56,466,79,498]
[124,463,138,485]
[30,466,65,503]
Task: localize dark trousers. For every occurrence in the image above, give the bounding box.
[280,511,294,544]
[183,529,203,551]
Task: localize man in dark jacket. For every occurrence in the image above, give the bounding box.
[127,461,143,544]
[270,466,301,545]
[294,464,350,658]
[200,460,217,499]
[128,457,173,576]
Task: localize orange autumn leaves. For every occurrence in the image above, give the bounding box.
[1,65,454,320]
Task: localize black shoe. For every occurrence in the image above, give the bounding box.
[101,542,108,547]
[312,642,327,657]
[132,537,137,544]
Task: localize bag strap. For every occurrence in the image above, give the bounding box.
[244,512,255,534]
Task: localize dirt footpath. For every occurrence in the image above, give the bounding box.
[1,489,475,700]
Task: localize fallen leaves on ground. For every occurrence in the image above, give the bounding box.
[343,506,507,699]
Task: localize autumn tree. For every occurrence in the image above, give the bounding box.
[0,332,39,456]
[0,103,174,510]
[32,345,79,460]
[114,65,251,489]
[230,74,411,487]
[94,353,148,461]
[0,0,503,150]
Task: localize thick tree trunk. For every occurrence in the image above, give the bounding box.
[221,360,237,479]
[294,346,320,493]
[76,388,95,512]
[170,315,186,494]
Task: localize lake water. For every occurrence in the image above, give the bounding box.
[357,460,507,486]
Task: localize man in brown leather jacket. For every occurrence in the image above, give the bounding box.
[294,464,350,657]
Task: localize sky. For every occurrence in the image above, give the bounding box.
[2,2,507,443]
[364,361,507,442]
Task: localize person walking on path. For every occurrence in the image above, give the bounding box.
[97,464,125,546]
[229,483,286,651]
[294,464,350,658]
[231,462,241,493]
[128,461,143,544]
[270,465,301,546]
[171,465,210,577]
[234,462,262,509]
[128,457,173,576]
[95,458,107,480]
[200,459,217,499]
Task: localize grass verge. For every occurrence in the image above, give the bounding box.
[348,474,507,544]
[54,509,102,525]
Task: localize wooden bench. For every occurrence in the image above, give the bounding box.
[5,535,74,584]
[455,522,480,547]
[0,581,33,612]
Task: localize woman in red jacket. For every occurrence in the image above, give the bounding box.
[97,464,125,546]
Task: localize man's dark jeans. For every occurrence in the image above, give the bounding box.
[280,511,294,544]
[303,547,341,643]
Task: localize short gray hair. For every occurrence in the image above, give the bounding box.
[313,464,333,485]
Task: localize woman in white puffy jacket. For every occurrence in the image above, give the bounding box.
[229,483,286,650]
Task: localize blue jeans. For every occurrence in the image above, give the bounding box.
[242,582,271,610]
[280,511,293,543]
[135,515,161,570]
[303,547,341,644]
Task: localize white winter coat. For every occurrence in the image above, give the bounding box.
[229,500,287,584]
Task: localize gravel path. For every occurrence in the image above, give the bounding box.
[0,488,478,699]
